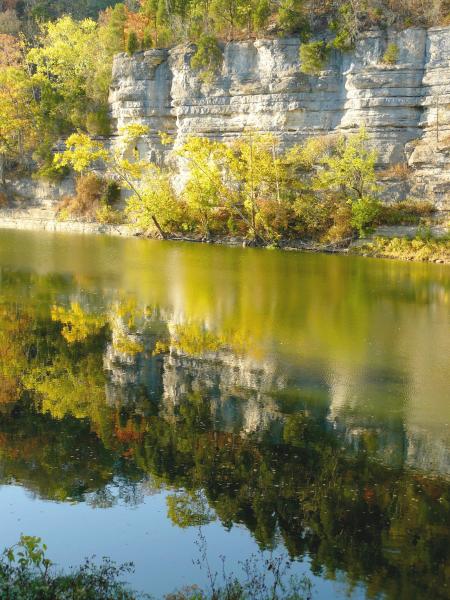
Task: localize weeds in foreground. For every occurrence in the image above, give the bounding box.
[0,535,313,600]
[0,535,138,599]
[178,528,313,600]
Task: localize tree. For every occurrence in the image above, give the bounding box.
[314,127,378,201]
[191,34,223,83]
[98,3,126,55]
[0,60,38,183]
[0,9,20,34]
[53,132,108,173]
[277,0,308,34]
[126,30,139,55]
[126,164,180,232]
[26,16,111,135]
[54,125,168,238]
[299,41,329,75]
[253,0,271,32]
[227,132,286,240]
[177,136,230,238]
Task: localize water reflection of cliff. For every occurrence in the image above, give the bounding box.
[102,307,450,478]
[0,264,449,599]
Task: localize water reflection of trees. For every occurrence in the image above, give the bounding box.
[0,271,449,599]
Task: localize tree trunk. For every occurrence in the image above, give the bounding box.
[152,215,166,239]
[0,154,6,188]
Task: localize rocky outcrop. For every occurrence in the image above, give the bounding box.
[110,27,450,210]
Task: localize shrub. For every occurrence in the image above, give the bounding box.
[353,236,450,263]
[34,143,70,182]
[350,197,381,237]
[326,202,354,242]
[57,173,109,220]
[86,107,111,137]
[293,195,334,239]
[256,199,295,242]
[102,180,121,206]
[299,41,329,75]
[379,162,410,180]
[0,536,139,599]
[191,35,223,83]
[126,31,139,56]
[378,200,435,225]
[382,43,399,65]
[36,162,70,182]
[96,204,125,225]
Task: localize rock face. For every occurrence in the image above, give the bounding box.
[109,27,450,209]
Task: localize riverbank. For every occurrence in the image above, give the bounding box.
[350,236,450,263]
[0,206,448,263]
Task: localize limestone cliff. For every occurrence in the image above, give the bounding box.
[109,27,450,209]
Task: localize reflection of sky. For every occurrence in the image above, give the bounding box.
[0,485,364,599]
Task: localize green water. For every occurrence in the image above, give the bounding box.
[0,229,449,599]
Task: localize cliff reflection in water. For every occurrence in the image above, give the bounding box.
[0,260,449,599]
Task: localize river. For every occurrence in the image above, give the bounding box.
[0,229,448,599]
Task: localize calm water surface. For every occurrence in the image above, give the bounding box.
[0,230,449,599]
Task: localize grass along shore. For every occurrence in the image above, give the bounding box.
[350,235,450,264]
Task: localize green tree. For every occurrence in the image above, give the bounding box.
[126,164,180,233]
[253,0,271,31]
[277,0,307,34]
[191,34,223,83]
[299,41,329,75]
[314,128,378,201]
[54,125,168,238]
[0,67,37,183]
[227,132,286,240]
[126,30,139,55]
[99,3,127,55]
[26,16,112,135]
[177,136,230,238]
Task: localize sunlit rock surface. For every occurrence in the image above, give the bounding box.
[110,27,450,209]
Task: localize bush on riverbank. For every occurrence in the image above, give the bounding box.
[57,173,122,222]
[57,126,390,245]
[352,236,450,263]
[56,125,439,249]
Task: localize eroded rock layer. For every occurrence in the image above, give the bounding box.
[110,27,450,209]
